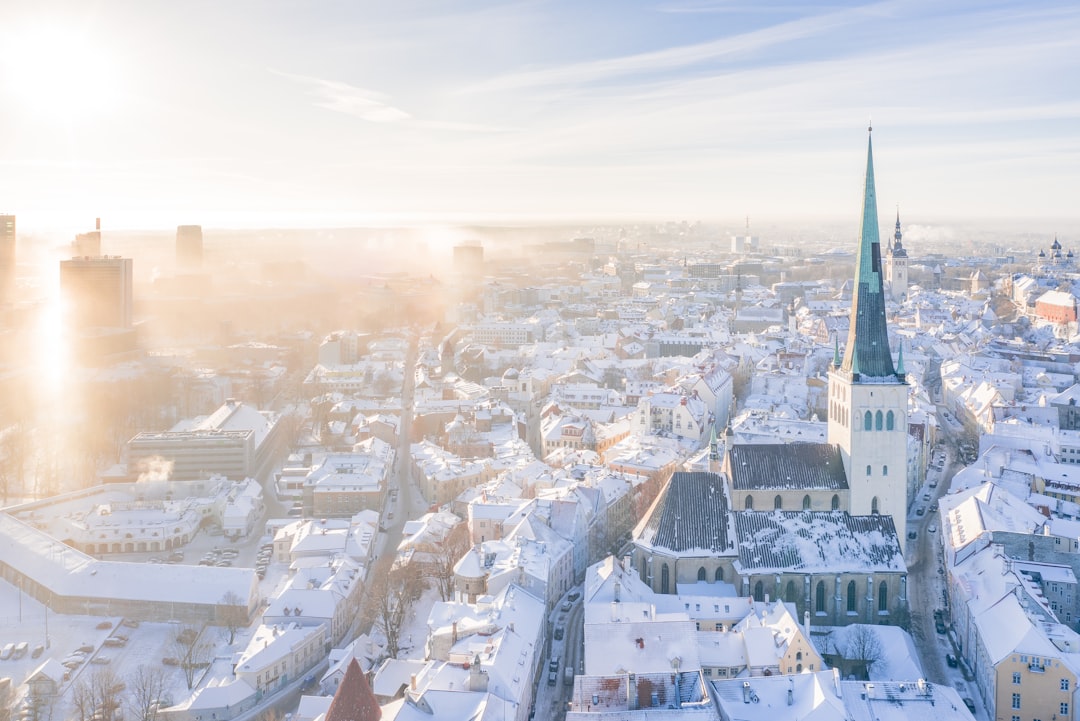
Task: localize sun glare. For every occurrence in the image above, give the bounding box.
[1,22,121,121]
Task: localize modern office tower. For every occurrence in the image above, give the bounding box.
[176,224,204,270]
[0,214,14,301]
[73,218,103,257]
[453,241,484,275]
[59,255,134,328]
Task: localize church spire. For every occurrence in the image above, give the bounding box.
[841,127,897,378]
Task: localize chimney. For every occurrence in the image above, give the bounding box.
[410,674,417,691]
[95,217,101,231]
[742,681,752,704]
[804,610,811,638]
[452,621,458,645]
[614,581,621,602]
[832,668,842,698]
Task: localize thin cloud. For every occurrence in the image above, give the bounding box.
[273,70,411,123]
[460,0,897,94]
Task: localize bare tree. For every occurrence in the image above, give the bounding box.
[171,624,212,690]
[127,666,167,721]
[430,521,470,602]
[71,667,124,721]
[365,563,425,658]
[845,625,884,679]
[217,590,248,645]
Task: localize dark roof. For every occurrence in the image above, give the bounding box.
[637,472,734,554]
[734,511,903,573]
[727,443,848,491]
[325,659,382,721]
[840,132,899,379]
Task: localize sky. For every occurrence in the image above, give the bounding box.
[0,0,1078,233]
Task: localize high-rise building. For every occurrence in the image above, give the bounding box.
[59,255,133,328]
[73,218,103,258]
[884,210,909,301]
[176,224,203,270]
[827,128,909,541]
[0,214,14,301]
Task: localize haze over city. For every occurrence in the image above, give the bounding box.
[5,3,1080,721]
[0,0,1078,233]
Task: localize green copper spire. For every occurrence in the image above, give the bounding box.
[833,333,841,367]
[896,342,905,376]
[840,127,897,378]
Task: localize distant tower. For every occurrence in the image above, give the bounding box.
[73,218,102,257]
[0,214,14,302]
[884,209,908,301]
[59,255,134,328]
[827,129,909,541]
[176,225,204,271]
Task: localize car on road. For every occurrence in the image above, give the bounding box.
[916,507,925,516]
[0,643,14,660]
[568,592,580,602]
[946,653,958,668]
[907,530,917,540]
[549,659,559,673]
[930,503,938,512]
[922,493,931,502]
[963,698,976,713]
[935,618,947,634]
[547,671,557,686]
[561,600,572,612]
[554,626,564,641]
[928,523,937,533]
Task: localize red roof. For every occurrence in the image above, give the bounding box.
[325,659,381,721]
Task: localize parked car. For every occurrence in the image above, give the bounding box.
[0,643,13,660]
[946,653,958,668]
[907,531,917,540]
[561,600,572,612]
[568,592,580,602]
[554,627,564,641]
[549,659,559,673]
[916,507,925,516]
[31,645,44,659]
[12,642,28,659]
[547,671,557,686]
[928,523,937,533]
[935,619,947,634]
[963,698,976,713]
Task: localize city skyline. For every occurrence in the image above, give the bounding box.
[1,0,1079,232]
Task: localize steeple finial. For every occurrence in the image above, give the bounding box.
[833,333,841,367]
[896,343,906,378]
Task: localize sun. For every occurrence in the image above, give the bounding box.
[1,21,121,122]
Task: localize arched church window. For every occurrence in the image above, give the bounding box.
[802,495,811,510]
[774,495,783,510]
[866,465,872,477]
[864,411,872,430]
[871,497,879,514]
[846,580,857,613]
[815,581,826,613]
[697,566,706,582]
[875,410,883,430]
[831,494,840,510]
[886,410,895,430]
[661,564,670,594]
[715,567,724,582]
[745,496,754,510]
[882,465,888,476]
[754,581,764,602]
[785,580,797,603]
[878,581,888,612]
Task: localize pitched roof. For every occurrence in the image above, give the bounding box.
[840,131,898,379]
[326,659,382,721]
[637,472,735,554]
[734,511,904,573]
[727,443,848,491]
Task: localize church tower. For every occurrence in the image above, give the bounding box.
[827,128,909,541]
[884,209,908,301]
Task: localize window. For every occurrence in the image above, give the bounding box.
[1013,672,1021,684]
[660,564,671,593]
[1012,716,1020,721]
[882,465,888,476]
[745,496,754,510]
[785,580,797,603]
[815,581,826,613]
[796,663,802,672]
[878,581,888,612]
[846,580,857,613]
[754,581,764,602]
[796,651,803,660]
[864,411,872,430]
[866,464,872,477]
[715,567,724,582]
[1063,702,1070,716]
[802,495,811,510]
[886,410,895,430]
[1062,678,1071,691]
[875,410,883,430]
[831,494,840,510]
[774,494,783,510]
[1012,693,1021,709]
[871,497,879,514]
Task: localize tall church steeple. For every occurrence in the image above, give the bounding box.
[828,128,910,541]
[841,128,898,377]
